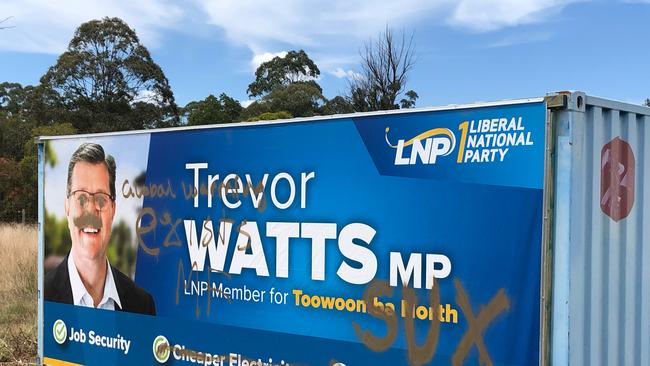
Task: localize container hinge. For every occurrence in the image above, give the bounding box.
[545,94,568,110]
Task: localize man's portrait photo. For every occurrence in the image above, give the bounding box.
[44,142,155,315]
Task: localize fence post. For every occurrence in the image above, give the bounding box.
[21,208,25,225]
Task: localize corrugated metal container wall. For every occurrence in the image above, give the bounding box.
[551,93,650,366]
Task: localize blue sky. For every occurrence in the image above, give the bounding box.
[1,0,649,108]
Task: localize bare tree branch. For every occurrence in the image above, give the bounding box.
[349,26,417,111]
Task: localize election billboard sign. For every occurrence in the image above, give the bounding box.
[40,99,546,365]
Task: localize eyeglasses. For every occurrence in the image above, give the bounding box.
[68,190,114,211]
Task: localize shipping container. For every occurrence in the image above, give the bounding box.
[36,91,648,365]
[546,92,649,366]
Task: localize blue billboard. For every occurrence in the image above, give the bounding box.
[42,101,546,365]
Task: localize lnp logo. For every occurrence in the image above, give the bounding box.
[385,127,456,165]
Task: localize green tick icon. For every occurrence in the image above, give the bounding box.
[53,319,67,344]
[152,335,170,363]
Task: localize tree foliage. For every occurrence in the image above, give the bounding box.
[247,111,293,122]
[400,90,419,109]
[0,121,76,222]
[0,82,66,125]
[0,113,33,161]
[183,93,242,125]
[0,157,23,221]
[321,95,355,115]
[40,17,179,132]
[243,50,327,118]
[0,82,25,112]
[247,50,320,97]
[261,81,325,118]
[349,27,417,111]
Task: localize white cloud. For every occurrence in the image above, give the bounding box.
[0,0,580,74]
[197,0,578,50]
[196,0,578,76]
[0,0,184,54]
[329,67,362,80]
[486,31,554,48]
[330,68,349,79]
[133,89,165,106]
[449,0,579,32]
[250,51,288,70]
[196,0,443,53]
[239,99,254,108]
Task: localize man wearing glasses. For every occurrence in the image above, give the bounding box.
[45,143,156,315]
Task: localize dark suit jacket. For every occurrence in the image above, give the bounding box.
[45,255,156,316]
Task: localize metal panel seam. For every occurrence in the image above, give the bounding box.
[37,142,44,366]
[551,109,572,366]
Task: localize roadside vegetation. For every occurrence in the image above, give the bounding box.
[0,224,37,365]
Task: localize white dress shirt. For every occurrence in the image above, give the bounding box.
[68,254,122,310]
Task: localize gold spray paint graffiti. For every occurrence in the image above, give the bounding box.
[353,277,510,366]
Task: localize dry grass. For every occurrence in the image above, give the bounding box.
[0,224,37,365]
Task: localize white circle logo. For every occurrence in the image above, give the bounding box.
[152,335,170,363]
[53,319,67,345]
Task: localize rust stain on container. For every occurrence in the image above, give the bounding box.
[600,137,635,222]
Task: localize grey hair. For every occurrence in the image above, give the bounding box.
[66,143,116,200]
